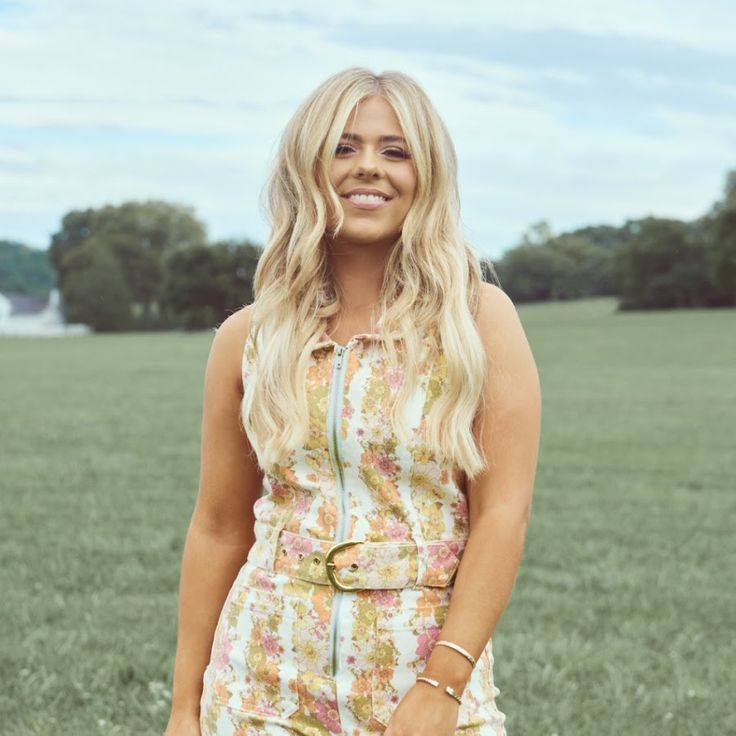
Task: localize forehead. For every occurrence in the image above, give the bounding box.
[342,95,403,134]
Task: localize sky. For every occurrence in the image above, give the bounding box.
[1,0,735,260]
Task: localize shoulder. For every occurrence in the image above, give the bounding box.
[206,304,255,395]
[215,303,254,341]
[473,282,538,378]
[475,281,516,317]
[473,282,521,344]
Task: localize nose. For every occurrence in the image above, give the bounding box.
[353,146,382,178]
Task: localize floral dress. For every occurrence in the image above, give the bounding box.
[199,316,508,735]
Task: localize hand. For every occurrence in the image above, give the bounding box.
[384,682,459,735]
[163,709,201,736]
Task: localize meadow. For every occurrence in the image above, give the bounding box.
[0,297,733,735]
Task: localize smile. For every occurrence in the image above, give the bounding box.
[342,194,391,210]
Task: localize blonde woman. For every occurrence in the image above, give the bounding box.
[164,67,541,736]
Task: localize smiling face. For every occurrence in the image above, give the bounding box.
[327,94,417,251]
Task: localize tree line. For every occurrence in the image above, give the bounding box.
[46,201,261,331]
[2,168,734,331]
[494,169,736,308]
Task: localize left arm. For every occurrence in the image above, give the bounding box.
[424,282,542,689]
[386,283,542,734]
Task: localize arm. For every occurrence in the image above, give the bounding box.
[423,282,542,692]
[166,305,264,722]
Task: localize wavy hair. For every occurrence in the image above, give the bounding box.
[243,66,499,480]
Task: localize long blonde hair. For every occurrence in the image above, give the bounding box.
[244,66,499,480]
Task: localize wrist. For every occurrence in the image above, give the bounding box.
[168,700,201,720]
[424,643,474,692]
[166,708,200,735]
[415,672,465,708]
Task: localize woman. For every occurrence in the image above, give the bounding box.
[165,67,541,736]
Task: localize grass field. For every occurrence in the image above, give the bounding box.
[0,297,734,735]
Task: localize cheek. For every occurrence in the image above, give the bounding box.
[398,168,417,200]
[326,164,340,193]
[329,159,351,182]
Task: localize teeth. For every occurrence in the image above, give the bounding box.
[348,193,387,202]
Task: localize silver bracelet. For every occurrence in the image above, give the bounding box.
[416,675,463,705]
[435,639,477,667]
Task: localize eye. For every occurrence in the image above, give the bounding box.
[335,144,410,159]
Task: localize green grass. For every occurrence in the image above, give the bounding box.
[1,298,734,735]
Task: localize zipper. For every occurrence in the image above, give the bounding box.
[327,344,349,677]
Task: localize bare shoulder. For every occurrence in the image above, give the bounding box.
[474,283,526,352]
[207,304,255,395]
[475,281,517,324]
[215,303,254,337]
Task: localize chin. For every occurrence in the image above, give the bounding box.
[344,223,399,238]
[350,233,395,246]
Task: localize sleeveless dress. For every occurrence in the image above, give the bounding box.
[199,315,508,735]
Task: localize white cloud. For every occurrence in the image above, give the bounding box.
[0,0,734,258]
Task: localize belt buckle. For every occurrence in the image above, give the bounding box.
[324,539,365,592]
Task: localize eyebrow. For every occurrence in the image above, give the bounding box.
[339,132,407,144]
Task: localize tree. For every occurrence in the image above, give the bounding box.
[494,243,565,302]
[161,239,262,330]
[49,200,208,322]
[699,169,736,304]
[495,218,628,301]
[615,218,714,309]
[47,208,96,289]
[0,240,56,297]
[62,240,134,331]
[520,219,553,246]
[547,235,615,299]
[709,207,736,303]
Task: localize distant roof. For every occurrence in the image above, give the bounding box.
[0,291,50,316]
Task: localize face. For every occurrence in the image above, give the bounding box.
[327,94,417,250]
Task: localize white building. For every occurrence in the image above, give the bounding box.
[0,288,91,336]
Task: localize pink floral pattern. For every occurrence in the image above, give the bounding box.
[199,323,507,735]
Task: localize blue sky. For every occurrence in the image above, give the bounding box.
[1,0,735,259]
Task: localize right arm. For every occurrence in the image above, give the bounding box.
[165,305,263,733]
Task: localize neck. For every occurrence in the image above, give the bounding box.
[325,242,393,312]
